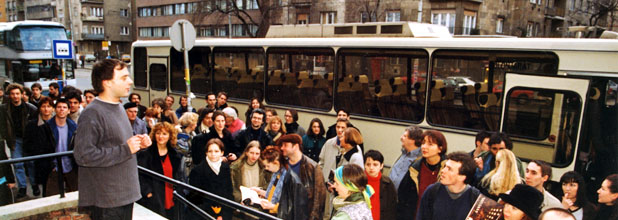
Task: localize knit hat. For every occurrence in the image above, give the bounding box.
[499,184,543,219]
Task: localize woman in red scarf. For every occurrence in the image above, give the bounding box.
[137,122,182,219]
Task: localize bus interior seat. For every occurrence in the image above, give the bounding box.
[430,80,446,125]
[461,85,483,128]
[478,93,500,131]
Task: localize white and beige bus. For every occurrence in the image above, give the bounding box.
[131,22,618,195]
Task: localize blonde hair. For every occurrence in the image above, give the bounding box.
[178,112,198,127]
[150,122,178,146]
[481,149,522,196]
[265,116,286,134]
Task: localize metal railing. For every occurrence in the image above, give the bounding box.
[138,166,280,220]
[0,151,281,220]
[0,151,74,198]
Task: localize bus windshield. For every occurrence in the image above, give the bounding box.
[8,26,67,51]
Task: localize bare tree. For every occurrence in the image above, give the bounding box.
[347,0,382,22]
[191,0,284,37]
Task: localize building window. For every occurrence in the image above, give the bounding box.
[320,12,336,24]
[526,22,534,37]
[139,27,169,37]
[386,10,401,22]
[463,12,477,35]
[569,0,575,10]
[92,26,104,35]
[120,9,129,17]
[496,18,504,34]
[91,7,103,17]
[232,24,243,36]
[121,26,129,35]
[164,5,173,15]
[431,11,456,34]
[234,0,244,9]
[297,13,308,24]
[247,0,258,9]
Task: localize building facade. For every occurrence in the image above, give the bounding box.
[6,0,25,22]
[136,0,266,40]
[0,1,7,22]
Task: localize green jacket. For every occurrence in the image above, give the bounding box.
[331,193,372,220]
[229,158,271,202]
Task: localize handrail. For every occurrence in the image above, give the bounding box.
[0,151,281,220]
[0,151,73,165]
[0,151,73,198]
[173,191,215,220]
[138,166,281,220]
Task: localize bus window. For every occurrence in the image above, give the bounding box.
[149,64,167,91]
[133,47,147,88]
[266,47,334,110]
[429,50,558,131]
[336,48,428,122]
[213,47,264,101]
[0,60,6,78]
[170,47,211,95]
[504,88,581,166]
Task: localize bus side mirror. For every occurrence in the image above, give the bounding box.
[606,80,617,107]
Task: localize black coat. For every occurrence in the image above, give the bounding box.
[188,160,234,220]
[234,127,273,153]
[190,128,235,166]
[378,175,398,220]
[23,117,55,185]
[277,170,310,220]
[137,144,182,216]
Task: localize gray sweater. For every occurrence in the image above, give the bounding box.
[74,98,141,208]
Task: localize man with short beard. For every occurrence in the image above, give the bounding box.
[48,82,60,101]
[278,134,326,220]
[0,83,38,198]
[74,59,152,219]
[234,108,272,156]
[128,93,147,119]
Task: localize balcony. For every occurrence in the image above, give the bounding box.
[545,7,565,19]
[82,15,104,22]
[28,11,55,20]
[82,33,104,40]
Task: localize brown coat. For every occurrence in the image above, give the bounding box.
[297,155,327,220]
[229,158,271,202]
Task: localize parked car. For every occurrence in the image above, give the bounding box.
[85,54,96,62]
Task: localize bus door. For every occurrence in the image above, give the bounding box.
[500,73,589,182]
[148,57,169,103]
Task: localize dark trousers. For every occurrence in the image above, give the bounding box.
[91,203,134,220]
[45,168,78,196]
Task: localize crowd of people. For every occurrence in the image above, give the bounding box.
[0,59,617,220]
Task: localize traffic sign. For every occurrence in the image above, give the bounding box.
[52,40,73,59]
[170,19,196,52]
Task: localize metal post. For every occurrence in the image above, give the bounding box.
[55,156,65,198]
[181,22,193,112]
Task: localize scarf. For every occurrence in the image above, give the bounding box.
[335,166,375,209]
[265,167,288,204]
[206,157,222,175]
[285,122,299,133]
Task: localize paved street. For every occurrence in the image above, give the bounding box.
[75,65,93,91]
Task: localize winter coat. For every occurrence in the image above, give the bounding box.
[137,144,182,216]
[229,158,271,202]
[188,160,234,220]
[191,128,235,166]
[0,102,37,150]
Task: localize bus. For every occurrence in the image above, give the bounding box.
[0,21,76,91]
[131,22,618,197]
